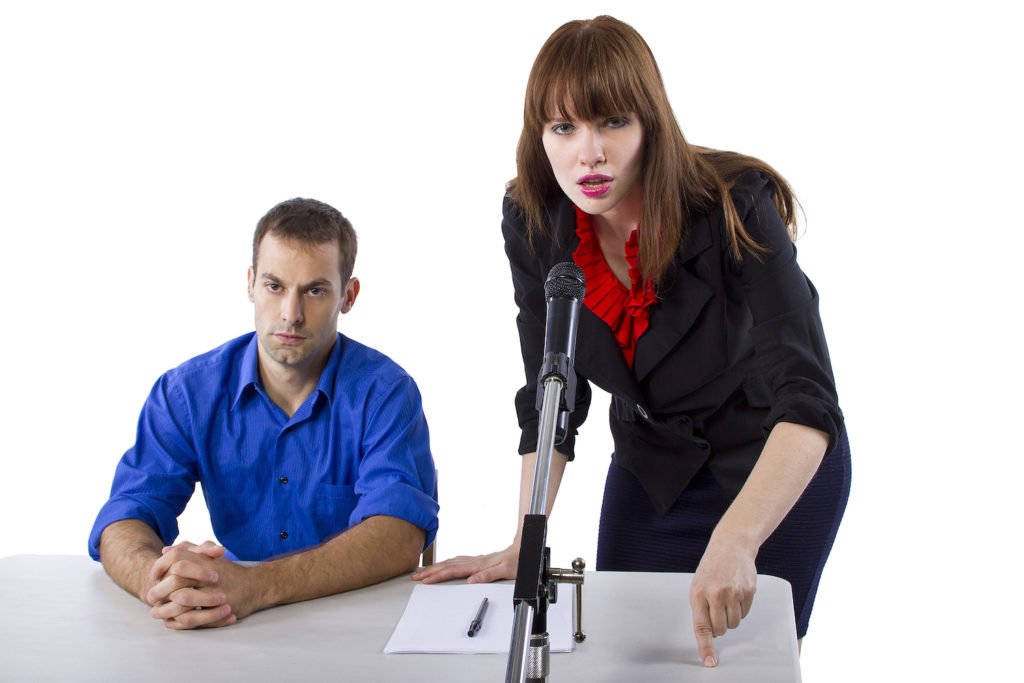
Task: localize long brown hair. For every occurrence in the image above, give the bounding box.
[508,16,798,285]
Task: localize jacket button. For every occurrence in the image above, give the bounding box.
[279,531,289,540]
[636,406,649,420]
[279,476,288,485]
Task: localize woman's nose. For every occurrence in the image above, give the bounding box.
[578,127,606,166]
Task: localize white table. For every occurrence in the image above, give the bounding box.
[0,555,801,682]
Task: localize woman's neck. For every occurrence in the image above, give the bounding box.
[591,184,643,244]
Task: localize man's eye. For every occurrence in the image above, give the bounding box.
[308,288,324,296]
[265,283,281,292]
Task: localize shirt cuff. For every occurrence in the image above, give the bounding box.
[349,481,440,550]
[88,496,178,560]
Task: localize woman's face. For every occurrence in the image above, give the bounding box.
[542,110,644,222]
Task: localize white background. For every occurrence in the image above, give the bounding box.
[1,1,1020,680]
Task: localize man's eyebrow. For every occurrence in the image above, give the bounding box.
[259,272,334,289]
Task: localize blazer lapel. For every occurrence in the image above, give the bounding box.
[576,306,645,406]
[632,214,716,383]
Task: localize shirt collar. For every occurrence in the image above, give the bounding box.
[232,334,262,409]
[312,333,345,407]
[231,332,345,410]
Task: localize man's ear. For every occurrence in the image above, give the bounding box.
[247,266,255,303]
[340,277,360,314]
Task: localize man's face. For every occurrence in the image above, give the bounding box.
[247,234,358,376]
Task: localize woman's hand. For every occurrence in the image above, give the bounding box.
[688,536,758,667]
[411,545,519,584]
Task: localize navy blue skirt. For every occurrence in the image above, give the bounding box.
[596,431,851,638]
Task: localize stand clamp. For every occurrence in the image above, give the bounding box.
[549,558,586,644]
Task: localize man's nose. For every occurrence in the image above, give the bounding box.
[281,292,303,326]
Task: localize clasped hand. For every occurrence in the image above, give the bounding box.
[145,540,253,630]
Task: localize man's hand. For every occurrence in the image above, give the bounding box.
[688,537,757,667]
[145,540,258,630]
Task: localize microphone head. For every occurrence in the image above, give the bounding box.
[544,262,586,301]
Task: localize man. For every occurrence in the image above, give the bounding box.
[89,198,438,630]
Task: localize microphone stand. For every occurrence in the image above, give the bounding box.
[505,377,587,683]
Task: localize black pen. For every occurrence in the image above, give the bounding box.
[467,597,489,637]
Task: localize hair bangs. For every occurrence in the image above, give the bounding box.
[528,23,652,129]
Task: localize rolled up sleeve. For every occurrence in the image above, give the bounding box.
[350,375,439,549]
[734,174,844,452]
[503,195,592,460]
[88,376,198,560]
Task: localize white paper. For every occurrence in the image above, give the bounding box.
[384,583,575,654]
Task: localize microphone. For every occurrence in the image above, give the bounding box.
[537,263,585,444]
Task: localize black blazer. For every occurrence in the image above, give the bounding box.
[502,172,843,514]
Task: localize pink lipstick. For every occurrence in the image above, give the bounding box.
[577,173,613,198]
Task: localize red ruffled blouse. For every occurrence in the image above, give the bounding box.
[572,207,658,369]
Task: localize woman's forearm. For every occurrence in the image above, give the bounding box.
[513,450,568,546]
[711,422,830,553]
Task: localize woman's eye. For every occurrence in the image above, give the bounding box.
[606,116,629,128]
[551,122,574,135]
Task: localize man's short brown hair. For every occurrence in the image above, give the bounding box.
[252,198,357,282]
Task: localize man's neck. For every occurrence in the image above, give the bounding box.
[257,350,329,418]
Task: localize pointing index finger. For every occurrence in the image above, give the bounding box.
[691,595,718,668]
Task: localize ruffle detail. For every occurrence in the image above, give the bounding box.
[572,207,657,368]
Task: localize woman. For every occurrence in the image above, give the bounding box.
[414,15,850,667]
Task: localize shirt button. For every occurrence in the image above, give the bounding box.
[636,405,649,420]
[279,531,289,540]
[279,476,289,485]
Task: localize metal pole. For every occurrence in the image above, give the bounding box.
[506,376,563,683]
[529,377,563,516]
[505,602,535,683]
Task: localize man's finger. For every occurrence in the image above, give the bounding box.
[161,540,198,555]
[150,600,193,620]
[151,546,201,580]
[146,572,208,605]
[195,541,225,559]
[167,586,227,609]
[166,559,220,584]
[162,604,233,630]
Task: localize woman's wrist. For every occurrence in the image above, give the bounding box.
[708,521,762,558]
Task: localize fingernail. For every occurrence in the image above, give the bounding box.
[704,655,718,668]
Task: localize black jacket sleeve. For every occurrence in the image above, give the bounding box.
[501,195,592,459]
[730,173,844,452]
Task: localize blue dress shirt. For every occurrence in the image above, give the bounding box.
[89,332,438,562]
